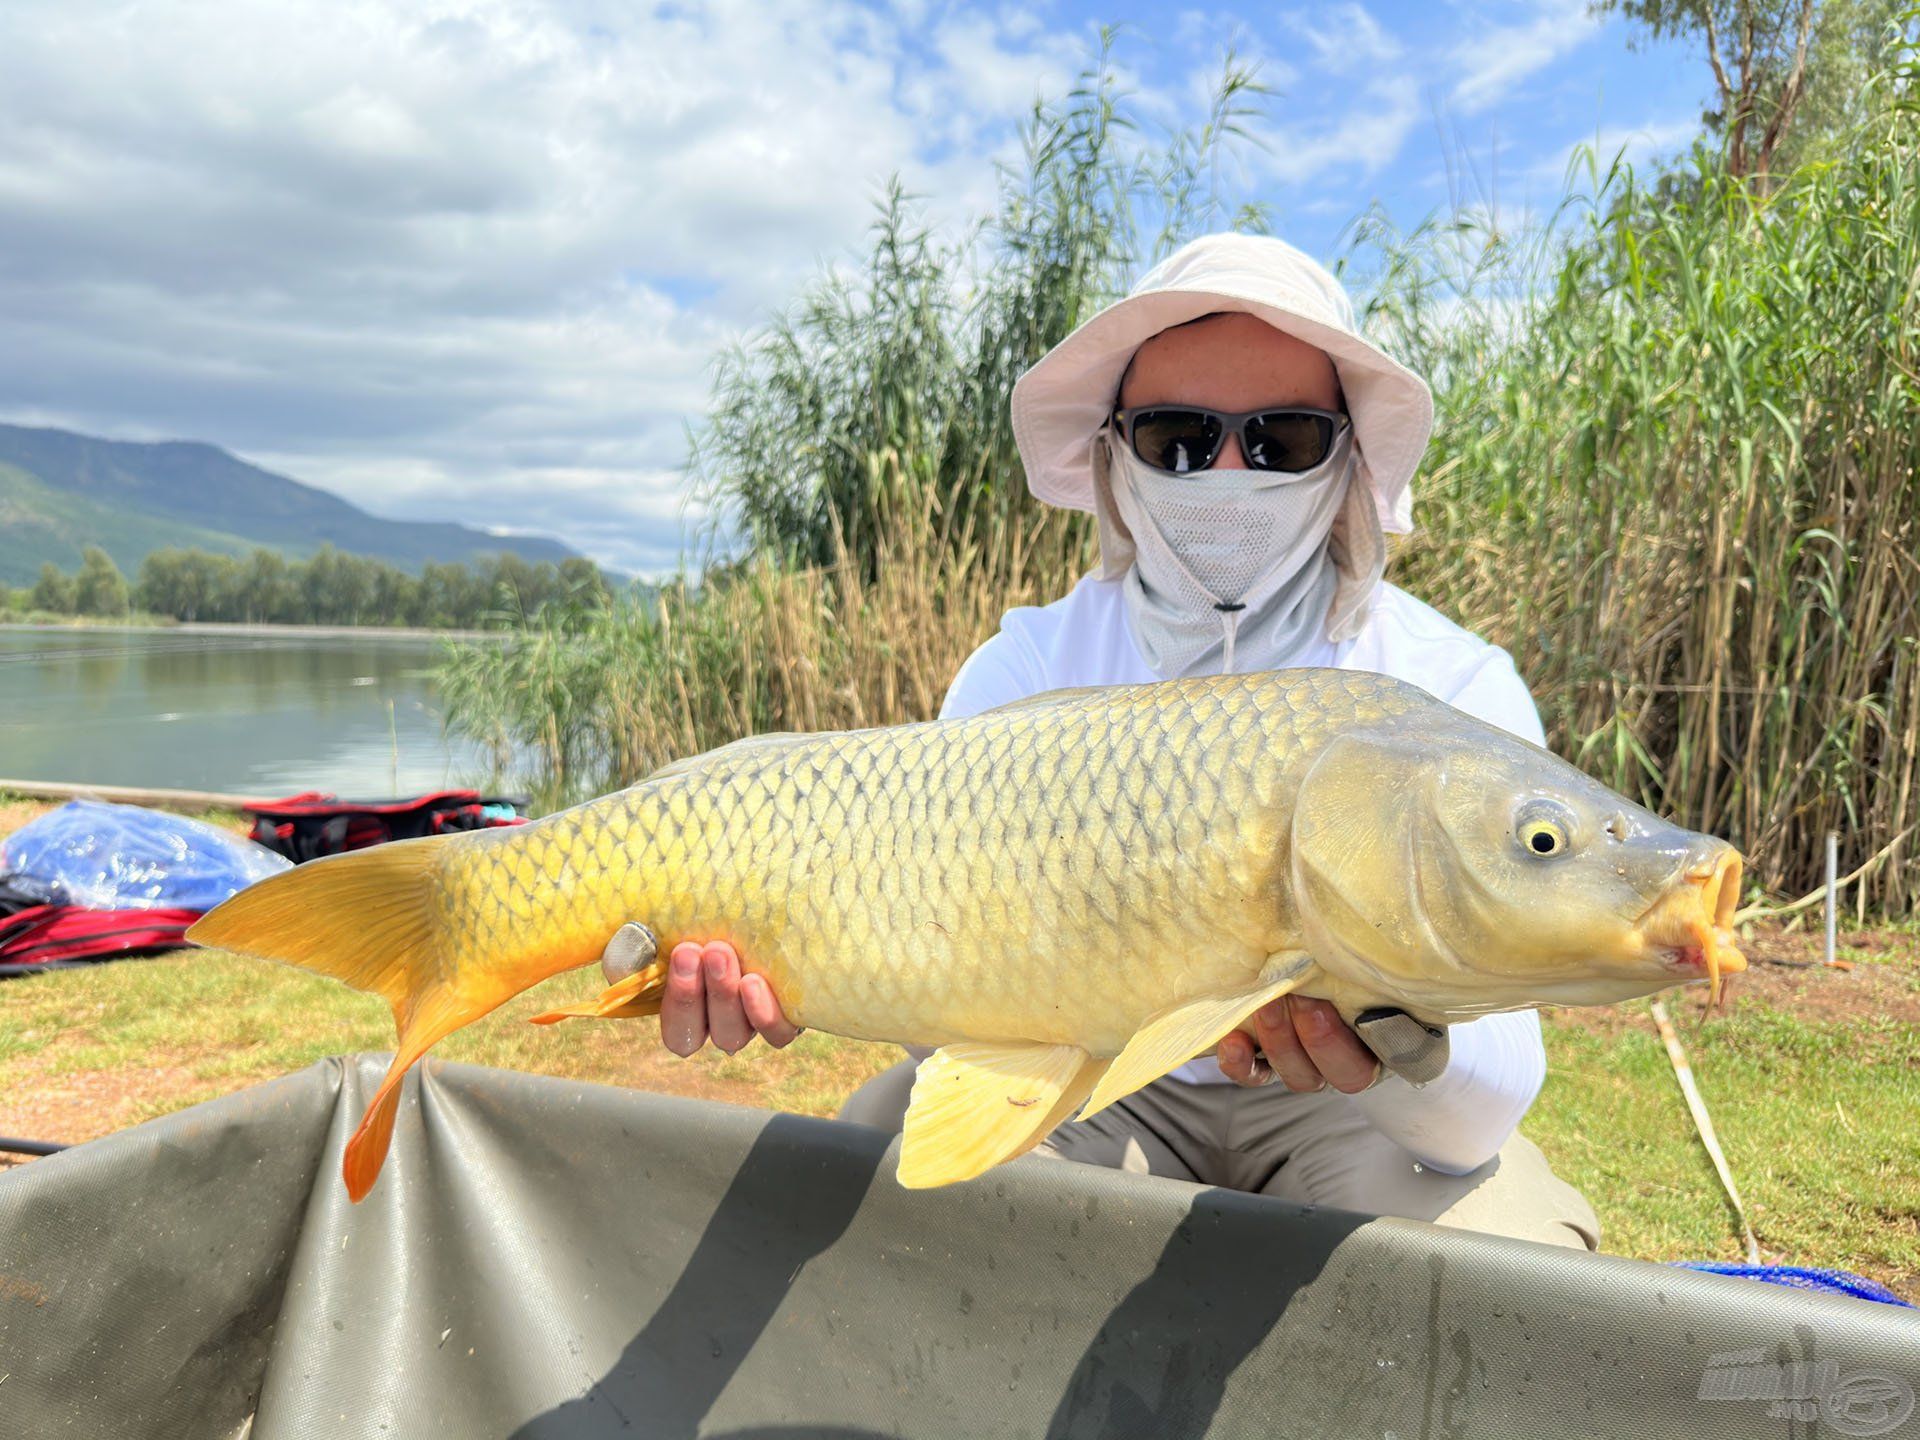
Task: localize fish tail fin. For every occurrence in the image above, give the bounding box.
[345,987,475,1202]
[188,835,504,1202]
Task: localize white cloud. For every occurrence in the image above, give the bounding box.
[1447,0,1602,116]
[1255,77,1422,185]
[1276,2,1403,74]
[922,12,1086,123]
[0,0,1107,576]
[1534,116,1701,188]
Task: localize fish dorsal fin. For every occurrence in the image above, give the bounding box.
[1079,952,1318,1120]
[898,1042,1100,1188]
[645,731,816,783]
[977,685,1108,716]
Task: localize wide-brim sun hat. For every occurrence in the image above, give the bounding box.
[1010,231,1433,536]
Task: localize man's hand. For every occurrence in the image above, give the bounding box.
[651,937,801,1057]
[1216,996,1449,1092]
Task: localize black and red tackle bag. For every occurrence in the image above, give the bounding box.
[244,789,529,865]
[0,904,203,977]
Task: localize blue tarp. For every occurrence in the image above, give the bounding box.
[0,798,289,911]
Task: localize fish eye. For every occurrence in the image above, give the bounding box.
[1514,801,1578,860]
[1522,821,1566,856]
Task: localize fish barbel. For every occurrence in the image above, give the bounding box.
[189,669,1746,1200]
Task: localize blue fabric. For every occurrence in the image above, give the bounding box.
[1672,1261,1913,1307]
[0,799,289,911]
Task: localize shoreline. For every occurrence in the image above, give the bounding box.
[0,779,264,812]
[0,619,506,641]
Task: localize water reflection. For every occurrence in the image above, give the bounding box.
[0,626,513,796]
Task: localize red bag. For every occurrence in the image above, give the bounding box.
[245,790,527,864]
[0,904,202,977]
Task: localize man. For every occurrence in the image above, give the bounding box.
[646,233,1601,1251]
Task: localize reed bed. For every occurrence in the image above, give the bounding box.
[1383,96,1920,914]
[439,42,1920,916]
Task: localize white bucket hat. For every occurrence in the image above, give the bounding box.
[1010,232,1433,618]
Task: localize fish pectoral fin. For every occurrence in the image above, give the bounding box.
[1080,952,1318,1121]
[528,961,669,1025]
[898,1041,1096,1189]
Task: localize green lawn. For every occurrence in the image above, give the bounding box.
[1533,979,1920,1292]
[0,948,899,1138]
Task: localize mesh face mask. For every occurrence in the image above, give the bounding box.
[1107,424,1357,677]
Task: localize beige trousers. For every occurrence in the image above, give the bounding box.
[839,1058,1601,1252]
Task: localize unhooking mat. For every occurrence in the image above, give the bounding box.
[1,1055,1915,1440]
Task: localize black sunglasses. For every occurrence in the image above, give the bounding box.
[1113,405,1348,476]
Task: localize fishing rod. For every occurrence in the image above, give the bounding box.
[0,1136,68,1156]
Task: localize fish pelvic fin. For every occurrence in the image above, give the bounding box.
[187,835,509,1203]
[528,961,669,1025]
[1078,951,1318,1121]
[898,1042,1102,1188]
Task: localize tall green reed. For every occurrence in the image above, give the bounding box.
[1377,73,1920,912]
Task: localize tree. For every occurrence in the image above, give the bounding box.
[1594,0,1909,185]
[201,552,243,620]
[480,552,542,619]
[301,545,345,623]
[73,547,129,617]
[332,552,378,625]
[413,561,464,627]
[1785,0,1915,158]
[138,549,183,618]
[138,548,213,620]
[558,555,611,608]
[1595,0,1813,185]
[30,562,75,614]
[237,549,296,623]
[370,562,419,626]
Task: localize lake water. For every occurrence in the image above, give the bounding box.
[0,626,509,798]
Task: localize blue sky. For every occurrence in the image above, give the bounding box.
[0,1,1711,575]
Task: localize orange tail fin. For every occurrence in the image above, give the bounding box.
[188,835,511,1202]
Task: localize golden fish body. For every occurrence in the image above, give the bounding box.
[192,669,1746,1199]
[446,670,1369,1056]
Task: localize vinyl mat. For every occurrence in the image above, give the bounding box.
[2,1056,1915,1439]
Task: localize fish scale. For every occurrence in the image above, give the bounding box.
[432,668,1402,1055]
[191,666,1746,1199]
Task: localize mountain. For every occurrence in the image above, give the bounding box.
[0,423,582,587]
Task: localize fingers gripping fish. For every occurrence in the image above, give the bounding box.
[189,670,1746,1201]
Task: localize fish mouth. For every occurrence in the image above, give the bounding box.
[1633,847,1747,1003]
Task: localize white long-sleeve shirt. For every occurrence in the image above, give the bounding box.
[938,573,1549,1175]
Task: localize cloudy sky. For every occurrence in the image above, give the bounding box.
[0,1,1704,575]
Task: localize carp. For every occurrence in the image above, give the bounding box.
[189,669,1745,1200]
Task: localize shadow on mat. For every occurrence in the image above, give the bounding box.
[509,1118,1365,1440]
[507,1114,884,1440]
[1043,1192,1368,1440]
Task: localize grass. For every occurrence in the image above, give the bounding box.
[1536,998,1920,1291]
[0,794,248,841]
[0,948,899,1145]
